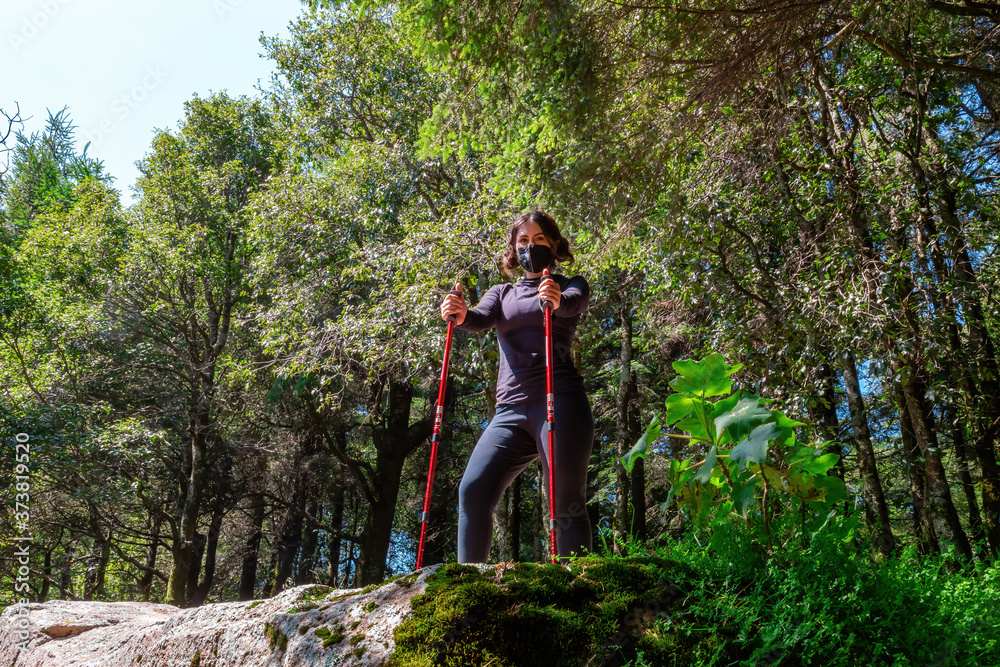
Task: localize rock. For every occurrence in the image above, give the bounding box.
[0,565,449,667]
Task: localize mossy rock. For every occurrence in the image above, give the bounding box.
[264,621,289,651]
[388,556,719,667]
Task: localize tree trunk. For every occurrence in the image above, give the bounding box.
[39,547,52,603]
[239,494,265,601]
[937,186,1000,557]
[327,485,345,587]
[921,187,997,556]
[358,457,405,585]
[185,531,206,605]
[533,465,545,561]
[358,380,434,585]
[900,370,973,559]
[587,433,602,553]
[509,476,522,562]
[270,507,303,596]
[897,381,936,554]
[614,288,635,551]
[263,549,278,598]
[270,437,310,597]
[883,200,972,559]
[494,485,515,562]
[297,500,320,585]
[83,502,111,601]
[166,392,212,606]
[343,491,360,587]
[139,513,163,601]
[191,501,225,606]
[59,541,74,599]
[948,404,986,552]
[842,351,895,555]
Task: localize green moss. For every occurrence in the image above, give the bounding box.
[190,651,200,667]
[354,646,366,658]
[350,620,361,630]
[287,600,323,614]
[300,585,332,601]
[387,557,715,667]
[350,633,366,645]
[394,573,418,588]
[135,657,142,663]
[247,600,265,609]
[363,600,378,613]
[357,572,408,596]
[264,621,289,651]
[314,624,346,647]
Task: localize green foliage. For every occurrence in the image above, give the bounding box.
[2,106,106,222]
[650,527,1000,667]
[623,354,848,546]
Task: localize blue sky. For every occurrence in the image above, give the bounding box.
[0,0,304,203]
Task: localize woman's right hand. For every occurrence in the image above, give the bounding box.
[440,282,467,325]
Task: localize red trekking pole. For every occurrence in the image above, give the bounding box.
[416,293,458,570]
[541,269,558,564]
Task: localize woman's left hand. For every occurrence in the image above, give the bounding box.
[538,269,562,310]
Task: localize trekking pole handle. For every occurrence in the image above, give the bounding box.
[539,268,555,311]
[445,287,462,323]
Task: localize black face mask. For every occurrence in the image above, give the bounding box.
[517,243,554,273]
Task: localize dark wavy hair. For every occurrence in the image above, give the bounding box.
[501,210,575,277]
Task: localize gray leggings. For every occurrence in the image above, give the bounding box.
[457,392,594,563]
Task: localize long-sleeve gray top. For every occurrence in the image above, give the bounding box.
[457,274,589,406]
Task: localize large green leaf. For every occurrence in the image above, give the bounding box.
[730,422,782,471]
[621,414,661,474]
[786,472,825,502]
[792,451,841,477]
[678,480,719,528]
[663,393,698,424]
[713,395,771,443]
[758,462,787,491]
[694,445,717,484]
[675,414,713,444]
[732,477,759,517]
[814,475,849,506]
[670,353,741,397]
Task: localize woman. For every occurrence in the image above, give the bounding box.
[440,210,594,563]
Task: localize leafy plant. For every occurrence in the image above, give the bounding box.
[622,353,849,549]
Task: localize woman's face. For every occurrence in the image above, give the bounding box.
[516,220,552,250]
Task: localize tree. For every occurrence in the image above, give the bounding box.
[112,93,278,605]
